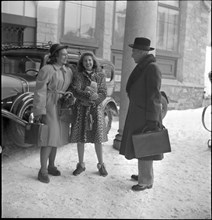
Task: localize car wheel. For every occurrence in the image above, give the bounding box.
[161,95,168,119]
[104,106,112,134]
[8,101,33,148]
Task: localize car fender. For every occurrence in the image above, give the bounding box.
[10,92,34,117]
[2,108,27,126]
[102,97,119,116]
[160,91,169,104]
[160,91,169,119]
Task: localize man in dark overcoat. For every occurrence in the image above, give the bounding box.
[119,37,163,191]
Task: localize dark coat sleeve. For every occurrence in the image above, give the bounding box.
[145,63,162,122]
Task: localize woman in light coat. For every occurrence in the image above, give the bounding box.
[33,44,73,183]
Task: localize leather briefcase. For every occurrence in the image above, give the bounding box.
[132,127,171,158]
[24,123,48,146]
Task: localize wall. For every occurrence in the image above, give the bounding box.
[103,1,114,61]
[161,0,210,109]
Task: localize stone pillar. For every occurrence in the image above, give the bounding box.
[113,1,158,150]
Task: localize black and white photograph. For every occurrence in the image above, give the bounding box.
[1,1,211,219]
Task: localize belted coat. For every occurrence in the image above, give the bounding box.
[33,64,73,147]
[119,54,164,160]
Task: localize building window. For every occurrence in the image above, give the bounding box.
[112,1,127,50]
[157,0,179,51]
[64,1,96,39]
[156,0,180,79]
[2,24,24,45]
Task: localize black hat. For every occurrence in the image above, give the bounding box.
[49,44,68,57]
[128,37,154,51]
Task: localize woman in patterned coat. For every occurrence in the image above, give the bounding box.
[69,51,108,177]
[33,44,74,183]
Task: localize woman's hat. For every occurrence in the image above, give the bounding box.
[128,37,154,51]
[49,43,68,57]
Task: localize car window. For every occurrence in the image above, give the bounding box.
[101,64,114,82]
[2,56,41,76]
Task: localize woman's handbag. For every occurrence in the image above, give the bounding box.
[24,122,48,146]
[132,126,171,158]
[58,91,75,124]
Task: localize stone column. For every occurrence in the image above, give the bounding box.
[113,1,158,150]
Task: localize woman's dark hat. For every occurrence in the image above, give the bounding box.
[128,37,154,51]
[49,44,68,57]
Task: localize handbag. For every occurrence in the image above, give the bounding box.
[24,122,48,146]
[132,126,171,158]
[58,91,75,124]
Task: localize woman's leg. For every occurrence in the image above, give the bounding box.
[73,142,85,175]
[49,147,57,168]
[48,147,61,175]
[40,146,52,173]
[38,146,52,183]
[77,142,85,165]
[94,143,103,164]
[95,143,108,176]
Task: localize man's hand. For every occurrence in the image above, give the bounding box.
[142,120,160,133]
[34,115,47,124]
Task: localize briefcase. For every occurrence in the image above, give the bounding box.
[24,123,48,146]
[132,127,171,158]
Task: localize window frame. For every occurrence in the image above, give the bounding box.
[156,0,181,79]
[60,1,103,51]
[111,0,127,51]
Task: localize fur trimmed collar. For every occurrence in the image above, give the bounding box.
[126,54,156,94]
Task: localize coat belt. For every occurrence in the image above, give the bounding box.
[48,90,65,104]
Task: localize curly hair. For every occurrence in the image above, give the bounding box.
[77,51,101,72]
[46,51,59,65]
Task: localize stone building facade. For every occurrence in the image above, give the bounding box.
[2,1,211,110]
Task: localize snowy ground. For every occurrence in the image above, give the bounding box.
[1,107,211,219]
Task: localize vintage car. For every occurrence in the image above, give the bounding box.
[1,43,168,148]
[1,43,119,148]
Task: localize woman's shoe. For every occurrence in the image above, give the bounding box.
[131,184,152,191]
[131,174,138,181]
[73,163,86,176]
[48,166,61,176]
[97,163,108,177]
[38,170,50,183]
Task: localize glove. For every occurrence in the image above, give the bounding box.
[59,92,75,109]
[142,120,160,133]
[34,115,47,124]
[84,85,98,101]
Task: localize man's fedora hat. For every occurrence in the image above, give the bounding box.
[49,43,68,57]
[129,37,154,51]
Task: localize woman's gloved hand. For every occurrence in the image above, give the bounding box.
[60,92,75,108]
[84,86,98,101]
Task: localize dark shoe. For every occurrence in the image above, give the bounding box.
[38,170,50,183]
[97,163,108,177]
[131,174,138,181]
[48,166,61,176]
[131,184,152,191]
[73,163,86,176]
